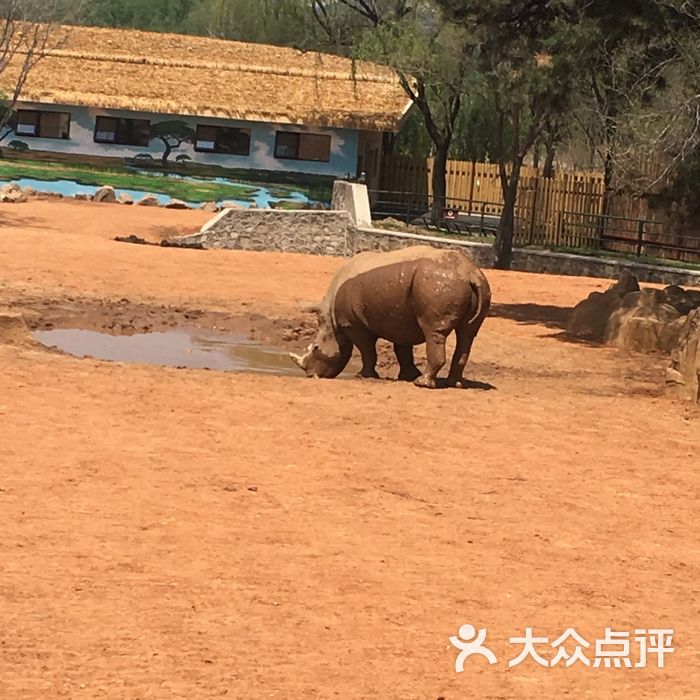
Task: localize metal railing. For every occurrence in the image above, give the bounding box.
[367,189,503,237]
[558,210,700,263]
[367,188,700,264]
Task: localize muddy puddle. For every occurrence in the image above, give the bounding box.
[32,328,304,376]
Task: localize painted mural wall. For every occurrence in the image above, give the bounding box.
[4,102,360,179]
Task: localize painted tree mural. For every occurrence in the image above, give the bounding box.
[150,120,196,166]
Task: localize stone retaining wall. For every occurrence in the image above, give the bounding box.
[174,208,700,288]
[186,209,350,257]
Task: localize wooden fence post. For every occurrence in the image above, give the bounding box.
[529,176,540,245]
[636,220,645,257]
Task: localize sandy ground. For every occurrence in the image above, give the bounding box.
[0,199,698,699]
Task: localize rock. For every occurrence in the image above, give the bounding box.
[165,198,189,210]
[378,217,409,230]
[604,288,683,353]
[567,271,640,340]
[22,186,37,197]
[1,190,26,203]
[220,201,244,210]
[666,308,700,405]
[160,239,205,249]
[0,311,35,347]
[94,185,117,203]
[0,183,26,203]
[661,285,700,316]
[115,234,149,245]
[118,193,134,205]
[200,201,220,213]
[136,194,160,207]
[74,193,93,201]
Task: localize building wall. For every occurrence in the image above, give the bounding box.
[7,102,360,178]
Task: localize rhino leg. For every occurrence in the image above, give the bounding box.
[394,344,421,381]
[415,330,447,389]
[447,325,477,387]
[345,327,380,379]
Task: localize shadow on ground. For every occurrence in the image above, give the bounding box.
[489,302,616,349]
[490,302,572,330]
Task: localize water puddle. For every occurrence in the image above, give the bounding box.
[32,328,303,376]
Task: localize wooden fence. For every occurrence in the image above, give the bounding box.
[378,154,700,264]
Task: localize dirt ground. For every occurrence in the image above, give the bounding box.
[1,199,698,699]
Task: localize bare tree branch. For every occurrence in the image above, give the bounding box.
[0,1,73,136]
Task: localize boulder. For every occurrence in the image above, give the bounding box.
[200,201,220,213]
[94,185,117,203]
[661,285,700,316]
[567,271,640,340]
[165,198,189,209]
[136,194,160,207]
[74,193,93,201]
[604,288,683,353]
[1,190,26,203]
[118,193,134,205]
[219,201,244,210]
[683,287,700,308]
[666,308,700,405]
[0,183,26,203]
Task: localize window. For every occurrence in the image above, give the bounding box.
[16,110,71,139]
[274,131,331,162]
[94,116,151,146]
[195,125,250,155]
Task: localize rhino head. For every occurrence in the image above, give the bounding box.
[289,304,352,379]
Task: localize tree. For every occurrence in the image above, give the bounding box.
[436,0,585,268]
[566,1,687,205]
[81,0,196,32]
[625,1,700,191]
[311,0,472,221]
[0,1,75,139]
[149,120,196,167]
[0,107,17,145]
[187,0,312,45]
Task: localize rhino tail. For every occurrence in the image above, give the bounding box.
[466,274,491,327]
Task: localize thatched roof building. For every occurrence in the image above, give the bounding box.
[2,24,412,132]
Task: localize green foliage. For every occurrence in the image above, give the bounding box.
[82,0,196,32]
[450,98,503,162]
[150,120,196,141]
[393,111,432,157]
[187,0,313,45]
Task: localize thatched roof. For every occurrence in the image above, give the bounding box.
[1,24,413,131]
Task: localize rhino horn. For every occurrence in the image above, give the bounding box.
[289,352,305,369]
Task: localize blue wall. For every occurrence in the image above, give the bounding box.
[8,102,360,178]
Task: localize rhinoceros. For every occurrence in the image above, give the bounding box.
[290,245,491,388]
